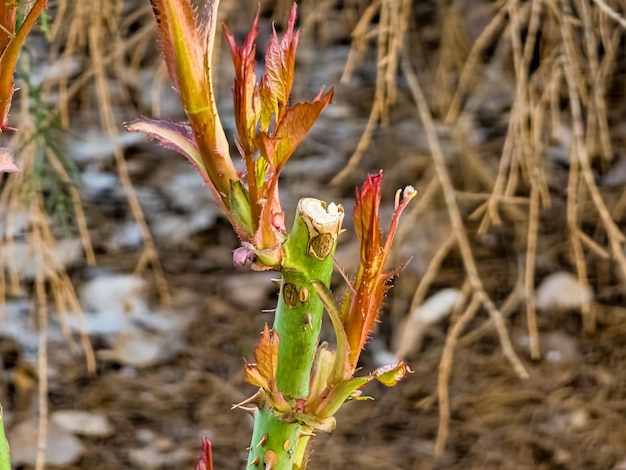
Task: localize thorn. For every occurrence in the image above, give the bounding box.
[303,313,313,330]
[256,433,268,447]
[260,308,276,313]
[233,405,257,416]
[332,258,357,295]
[299,430,315,437]
[249,456,260,467]
[232,388,265,412]
[264,450,278,469]
[270,278,281,286]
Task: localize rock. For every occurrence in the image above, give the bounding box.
[0,210,29,237]
[0,238,83,279]
[535,271,594,311]
[68,129,145,163]
[603,155,626,187]
[81,274,147,318]
[106,222,143,250]
[395,288,461,359]
[10,418,84,467]
[97,328,183,368]
[128,443,192,469]
[75,273,192,367]
[81,171,119,199]
[222,272,278,308]
[0,147,19,173]
[51,410,114,437]
[0,301,66,365]
[542,331,580,365]
[162,170,216,213]
[152,209,217,243]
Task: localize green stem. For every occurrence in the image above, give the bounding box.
[247,198,343,469]
[0,404,10,470]
[275,198,343,398]
[246,408,300,468]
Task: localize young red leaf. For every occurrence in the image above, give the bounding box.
[344,172,416,369]
[224,10,260,157]
[252,174,285,255]
[258,3,299,130]
[195,437,213,470]
[353,172,383,265]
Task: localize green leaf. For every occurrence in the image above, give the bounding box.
[309,376,370,420]
[311,280,351,382]
[0,404,10,470]
[230,179,254,236]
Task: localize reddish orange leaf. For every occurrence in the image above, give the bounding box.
[353,172,383,265]
[344,173,416,369]
[256,89,334,172]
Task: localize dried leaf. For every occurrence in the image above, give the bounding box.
[245,324,279,391]
[371,361,412,387]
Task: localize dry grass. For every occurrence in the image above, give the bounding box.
[334,0,626,457]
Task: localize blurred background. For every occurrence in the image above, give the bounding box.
[2,0,626,468]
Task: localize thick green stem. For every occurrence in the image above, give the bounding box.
[276,198,343,397]
[246,408,300,468]
[247,198,343,469]
[0,404,10,470]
